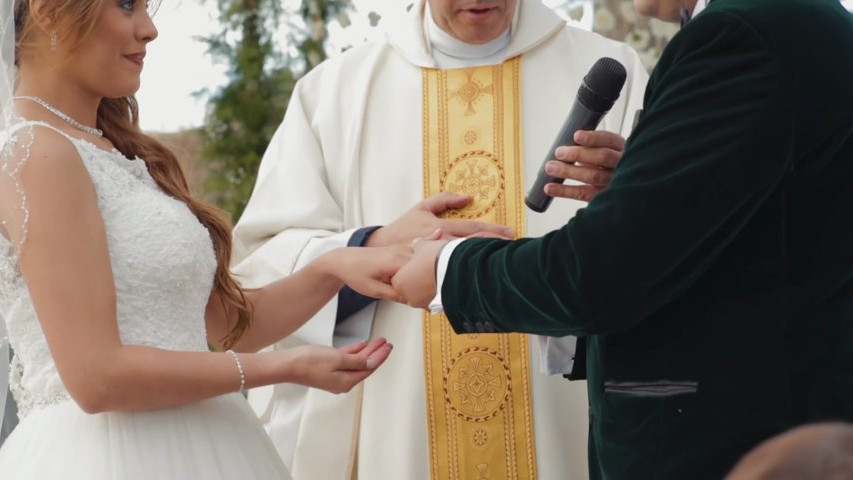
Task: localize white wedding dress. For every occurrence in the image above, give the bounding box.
[0,122,291,479]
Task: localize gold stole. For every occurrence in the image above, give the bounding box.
[422,58,537,480]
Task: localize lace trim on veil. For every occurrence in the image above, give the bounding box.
[0,0,27,430]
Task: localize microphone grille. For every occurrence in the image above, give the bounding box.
[579,57,628,112]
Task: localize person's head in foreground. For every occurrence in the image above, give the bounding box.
[727,422,853,480]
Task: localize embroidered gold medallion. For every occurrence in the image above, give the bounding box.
[422,58,536,480]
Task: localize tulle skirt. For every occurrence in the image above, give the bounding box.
[0,393,291,479]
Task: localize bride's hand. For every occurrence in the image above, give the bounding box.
[323,245,413,302]
[276,338,393,393]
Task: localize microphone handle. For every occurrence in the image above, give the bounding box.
[525,99,607,213]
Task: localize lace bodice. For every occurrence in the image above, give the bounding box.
[0,123,216,418]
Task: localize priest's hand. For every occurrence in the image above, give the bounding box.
[543,130,625,202]
[365,192,514,248]
[391,237,449,309]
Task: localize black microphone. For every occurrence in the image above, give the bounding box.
[525,57,627,213]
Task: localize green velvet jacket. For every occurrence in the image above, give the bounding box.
[441,0,853,478]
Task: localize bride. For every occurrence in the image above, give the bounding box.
[0,0,408,478]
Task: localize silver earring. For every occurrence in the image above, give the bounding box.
[50,31,58,51]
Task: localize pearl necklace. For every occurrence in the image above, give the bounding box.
[14,96,104,137]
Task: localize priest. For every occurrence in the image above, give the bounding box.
[232,1,648,478]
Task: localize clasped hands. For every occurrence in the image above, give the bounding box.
[352,130,626,309]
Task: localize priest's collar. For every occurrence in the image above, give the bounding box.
[425,2,512,68]
[386,0,565,69]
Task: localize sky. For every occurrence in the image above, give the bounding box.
[136,0,593,133]
[136,0,227,133]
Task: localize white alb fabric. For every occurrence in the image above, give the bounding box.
[0,122,290,479]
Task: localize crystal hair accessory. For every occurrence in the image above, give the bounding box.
[14,96,103,137]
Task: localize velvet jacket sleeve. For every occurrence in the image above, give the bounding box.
[441,11,793,337]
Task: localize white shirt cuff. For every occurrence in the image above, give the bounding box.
[535,335,578,375]
[428,238,466,314]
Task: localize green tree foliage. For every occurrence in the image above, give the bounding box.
[200,0,353,220]
[200,0,291,219]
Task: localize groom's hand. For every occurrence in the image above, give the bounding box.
[392,238,449,309]
[543,130,626,202]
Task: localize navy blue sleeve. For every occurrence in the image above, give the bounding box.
[335,226,382,323]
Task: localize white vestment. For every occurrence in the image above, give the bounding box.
[232,1,648,478]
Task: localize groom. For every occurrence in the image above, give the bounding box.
[393,0,853,478]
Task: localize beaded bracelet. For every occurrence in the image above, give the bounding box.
[225,349,247,395]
